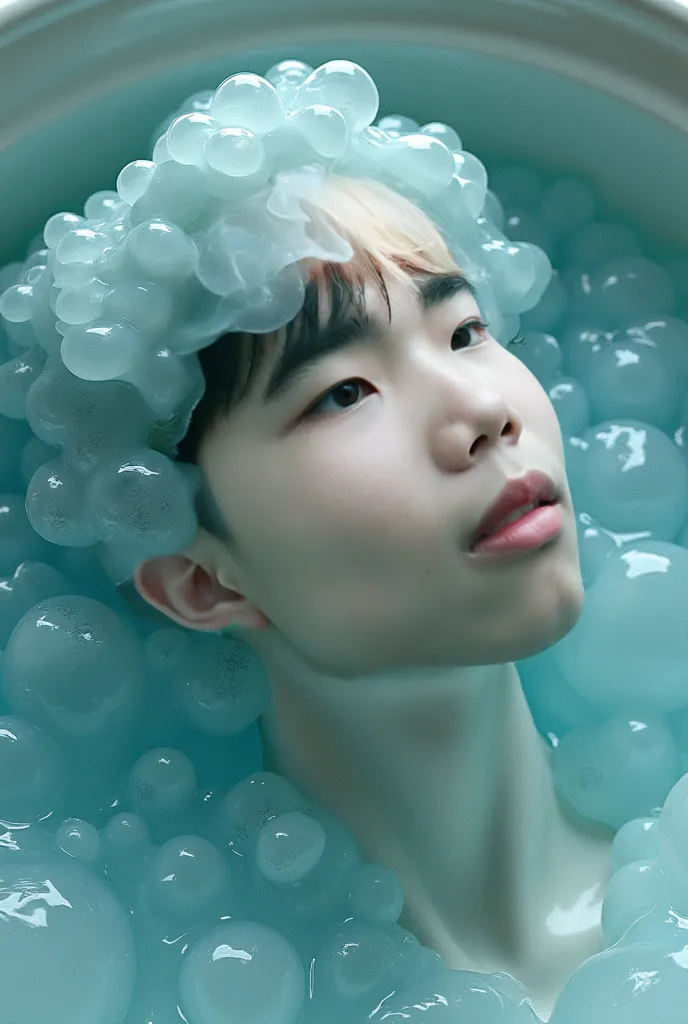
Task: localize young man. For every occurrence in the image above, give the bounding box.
[135,175,610,1014]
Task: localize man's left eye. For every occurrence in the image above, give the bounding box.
[451,319,489,350]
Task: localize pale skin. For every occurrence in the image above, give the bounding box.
[136,269,613,1017]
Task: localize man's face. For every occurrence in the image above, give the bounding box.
[197,270,583,677]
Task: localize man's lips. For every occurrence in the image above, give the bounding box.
[469,470,559,551]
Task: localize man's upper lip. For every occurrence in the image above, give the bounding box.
[469,471,558,549]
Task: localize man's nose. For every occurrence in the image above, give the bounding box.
[428,379,523,474]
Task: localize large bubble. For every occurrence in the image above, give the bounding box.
[0,855,136,1024]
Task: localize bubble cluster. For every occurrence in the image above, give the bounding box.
[0,57,687,1024]
[0,57,550,583]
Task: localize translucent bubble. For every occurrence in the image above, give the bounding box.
[553,543,688,710]
[548,377,590,436]
[602,341,686,431]
[265,59,314,109]
[563,221,642,270]
[620,314,688,381]
[658,773,688,913]
[166,112,216,165]
[61,318,143,382]
[175,634,271,736]
[128,161,213,233]
[388,134,455,195]
[482,190,505,231]
[83,189,127,222]
[148,834,229,921]
[567,420,688,538]
[503,207,554,254]
[211,73,285,135]
[27,365,153,474]
[0,560,69,647]
[143,622,190,679]
[348,862,404,924]
[617,903,688,948]
[595,257,675,321]
[511,330,562,384]
[313,919,404,1005]
[204,126,265,176]
[611,817,660,871]
[24,263,47,287]
[549,941,688,1024]
[289,104,349,159]
[375,964,537,1023]
[421,121,462,152]
[128,747,197,819]
[127,219,197,281]
[0,491,50,573]
[103,810,151,858]
[377,114,419,137]
[202,158,270,203]
[455,149,488,196]
[601,858,666,946]
[0,715,65,820]
[55,228,110,266]
[179,920,305,1024]
[0,856,136,1024]
[93,243,131,285]
[123,346,204,421]
[490,165,542,208]
[152,131,173,164]
[250,806,362,925]
[43,212,85,249]
[85,446,197,555]
[553,713,679,829]
[116,159,156,205]
[256,810,326,884]
[517,646,597,739]
[560,322,615,381]
[2,595,143,741]
[55,817,104,865]
[484,237,551,314]
[26,456,98,547]
[520,270,568,333]
[55,280,107,324]
[217,772,308,854]
[540,177,595,237]
[0,347,46,418]
[342,123,392,175]
[588,323,683,415]
[101,279,174,336]
[0,282,35,322]
[298,60,379,133]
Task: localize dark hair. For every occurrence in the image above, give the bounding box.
[175,265,391,541]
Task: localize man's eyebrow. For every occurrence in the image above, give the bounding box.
[419,271,475,309]
[262,315,383,404]
[262,272,474,404]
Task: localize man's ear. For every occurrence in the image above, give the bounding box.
[133,530,269,633]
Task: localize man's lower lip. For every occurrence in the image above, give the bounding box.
[470,503,564,556]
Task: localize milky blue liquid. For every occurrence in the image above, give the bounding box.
[1,107,688,1024]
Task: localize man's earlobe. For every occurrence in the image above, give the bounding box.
[133,554,270,633]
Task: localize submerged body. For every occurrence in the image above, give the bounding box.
[261,659,612,1018]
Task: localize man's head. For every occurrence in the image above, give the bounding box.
[134,175,583,678]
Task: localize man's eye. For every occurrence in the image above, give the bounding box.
[451,319,490,350]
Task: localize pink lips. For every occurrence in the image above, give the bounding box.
[469,470,563,556]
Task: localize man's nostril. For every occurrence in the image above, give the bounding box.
[469,434,489,457]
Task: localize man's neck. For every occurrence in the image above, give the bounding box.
[257,650,611,1015]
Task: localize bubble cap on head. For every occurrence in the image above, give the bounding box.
[0,58,552,583]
